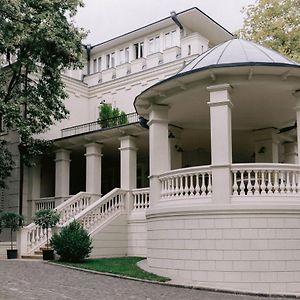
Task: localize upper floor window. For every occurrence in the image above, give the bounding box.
[148,36,160,54]
[97,57,102,72]
[93,58,97,73]
[119,47,129,64]
[164,30,177,49]
[106,52,115,69]
[134,42,144,59]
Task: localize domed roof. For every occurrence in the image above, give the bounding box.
[178,38,300,75]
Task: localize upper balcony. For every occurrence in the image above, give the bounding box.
[61,112,139,138]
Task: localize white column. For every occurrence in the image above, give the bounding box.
[30,161,41,200]
[294,91,300,164]
[119,136,138,190]
[85,143,102,195]
[168,127,183,170]
[252,128,280,163]
[207,84,233,204]
[284,142,298,164]
[55,149,71,198]
[148,105,170,207]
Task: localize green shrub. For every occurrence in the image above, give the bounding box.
[98,103,128,128]
[50,220,93,262]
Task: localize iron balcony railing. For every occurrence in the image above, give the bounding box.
[61,112,139,138]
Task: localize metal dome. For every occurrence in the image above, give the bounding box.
[178,38,300,75]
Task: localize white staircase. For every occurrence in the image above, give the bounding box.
[18,189,131,257]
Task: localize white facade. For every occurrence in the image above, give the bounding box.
[6,7,300,295]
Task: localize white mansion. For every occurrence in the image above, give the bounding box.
[2,7,300,295]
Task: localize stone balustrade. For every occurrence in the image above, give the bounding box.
[20,192,97,256]
[34,197,55,212]
[72,188,126,235]
[231,163,300,197]
[132,188,150,210]
[159,166,212,200]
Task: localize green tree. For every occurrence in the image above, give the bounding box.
[239,0,300,62]
[0,0,86,187]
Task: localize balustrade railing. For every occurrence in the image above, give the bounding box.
[61,112,139,138]
[24,192,96,255]
[72,188,126,235]
[132,188,150,210]
[34,198,55,212]
[159,166,212,200]
[231,164,300,196]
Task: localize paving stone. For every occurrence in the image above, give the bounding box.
[0,260,293,300]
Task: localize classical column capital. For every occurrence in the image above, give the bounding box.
[148,104,169,124]
[85,142,103,157]
[54,149,71,162]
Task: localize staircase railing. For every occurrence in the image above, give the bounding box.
[21,192,97,255]
[67,188,126,236]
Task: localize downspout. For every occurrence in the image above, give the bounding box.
[170,11,184,37]
[85,44,91,75]
[170,11,183,30]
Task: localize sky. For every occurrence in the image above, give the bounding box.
[75,0,257,45]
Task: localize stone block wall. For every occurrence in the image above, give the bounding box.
[147,212,300,294]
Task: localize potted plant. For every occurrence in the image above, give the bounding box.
[0,211,24,259]
[33,209,60,260]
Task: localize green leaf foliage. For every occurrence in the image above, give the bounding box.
[33,209,60,229]
[50,220,93,262]
[98,103,128,128]
[0,211,24,231]
[239,0,300,62]
[0,0,86,183]
[0,211,24,249]
[0,140,14,188]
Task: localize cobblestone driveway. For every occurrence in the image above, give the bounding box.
[0,260,293,300]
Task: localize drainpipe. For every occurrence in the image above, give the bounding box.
[85,44,91,75]
[170,11,184,38]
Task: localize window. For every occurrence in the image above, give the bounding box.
[119,47,129,64]
[148,36,160,54]
[97,57,102,72]
[164,30,177,49]
[93,59,97,73]
[134,42,144,59]
[188,45,191,56]
[106,52,115,69]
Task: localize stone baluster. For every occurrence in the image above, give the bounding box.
[184,175,189,196]
[279,171,285,194]
[195,174,200,196]
[266,171,272,194]
[292,172,297,193]
[261,171,266,195]
[254,170,259,195]
[179,176,184,196]
[232,171,238,195]
[273,171,279,194]
[207,173,212,195]
[200,173,206,196]
[240,170,245,195]
[189,174,194,197]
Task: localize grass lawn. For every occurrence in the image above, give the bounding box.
[53,256,170,282]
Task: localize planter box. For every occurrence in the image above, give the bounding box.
[43,249,54,261]
[7,249,18,259]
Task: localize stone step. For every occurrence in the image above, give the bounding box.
[21,255,43,260]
